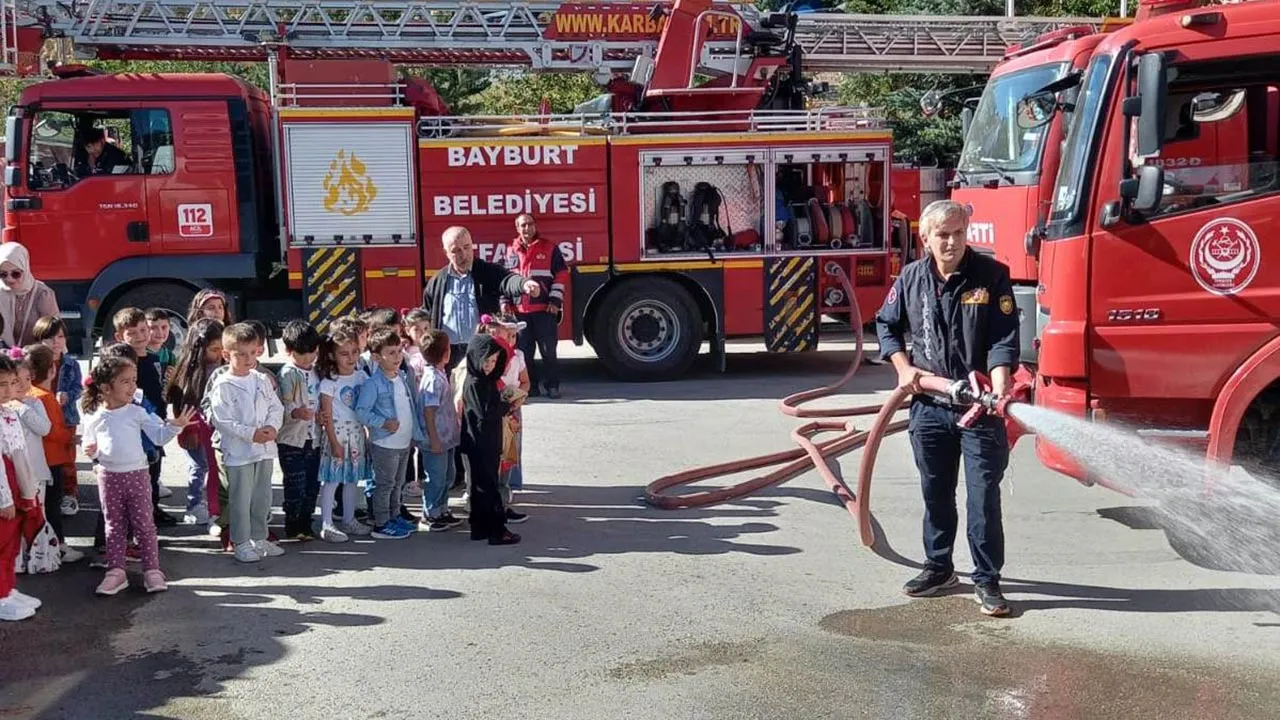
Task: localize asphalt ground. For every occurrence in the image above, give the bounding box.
[1,333,1278,720]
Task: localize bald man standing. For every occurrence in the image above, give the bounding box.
[422,226,541,370]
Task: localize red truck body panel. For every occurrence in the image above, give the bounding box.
[1034,0,1280,478]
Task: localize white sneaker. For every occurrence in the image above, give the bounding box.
[61,545,85,563]
[255,539,285,558]
[5,589,40,610]
[338,520,372,536]
[320,524,349,543]
[60,496,78,516]
[184,504,210,525]
[157,484,173,498]
[0,598,35,621]
[234,544,262,563]
[208,519,223,538]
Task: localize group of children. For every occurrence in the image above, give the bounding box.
[0,290,534,619]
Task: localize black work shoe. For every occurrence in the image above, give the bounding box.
[902,568,959,597]
[974,583,1011,617]
[504,508,528,524]
[489,531,521,546]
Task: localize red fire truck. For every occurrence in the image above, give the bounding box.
[1022,0,1280,482]
[946,0,1254,371]
[1,0,923,381]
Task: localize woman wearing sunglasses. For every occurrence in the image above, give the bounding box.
[0,243,59,348]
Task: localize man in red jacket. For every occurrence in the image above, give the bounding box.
[504,214,567,399]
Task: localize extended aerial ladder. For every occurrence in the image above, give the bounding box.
[2,0,1114,78]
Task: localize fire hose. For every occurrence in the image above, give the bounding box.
[644,263,1031,547]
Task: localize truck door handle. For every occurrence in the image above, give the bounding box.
[127,221,149,243]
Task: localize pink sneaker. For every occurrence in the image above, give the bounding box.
[96,568,129,596]
[143,570,167,593]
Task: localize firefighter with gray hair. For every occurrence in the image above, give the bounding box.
[874,199,1021,617]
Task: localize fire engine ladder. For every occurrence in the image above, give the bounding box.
[794,12,1116,73]
[15,0,1109,74]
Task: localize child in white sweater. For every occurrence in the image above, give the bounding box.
[81,356,195,595]
[206,323,284,564]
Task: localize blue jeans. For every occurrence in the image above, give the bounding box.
[908,398,1009,586]
[421,447,456,519]
[279,440,322,535]
[179,444,208,512]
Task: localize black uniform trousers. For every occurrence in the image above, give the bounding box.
[516,311,560,392]
[908,397,1009,586]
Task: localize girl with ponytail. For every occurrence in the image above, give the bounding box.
[80,356,195,596]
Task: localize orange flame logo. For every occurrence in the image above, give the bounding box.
[323,150,378,216]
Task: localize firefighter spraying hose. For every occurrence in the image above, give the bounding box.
[643,264,1033,542]
[645,199,1035,614]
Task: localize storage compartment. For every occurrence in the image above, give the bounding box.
[640,150,766,257]
[772,146,889,253]
[282,119,417,246]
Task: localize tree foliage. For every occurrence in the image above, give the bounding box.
[833,0,1125,164]
[472,71,602,115]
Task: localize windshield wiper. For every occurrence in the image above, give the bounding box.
[977,159,1015,185]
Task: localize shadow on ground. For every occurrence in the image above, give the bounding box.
[0,476,800,718]
[765,485,1280,620]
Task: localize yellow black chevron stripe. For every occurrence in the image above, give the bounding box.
[764,256,817,353]
[303,247,361,333]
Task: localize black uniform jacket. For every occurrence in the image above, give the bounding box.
[874,250,1020,381]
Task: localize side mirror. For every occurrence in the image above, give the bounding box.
[1135,52,1167,156]
[1015,92,1057,130]
[920,89,943,118]
[1119,163,1165,213]
[4,115,20,165]
[960,106,973,138]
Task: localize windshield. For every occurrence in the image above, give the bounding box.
[957,62,1067,177]
[1049,54,1116,222]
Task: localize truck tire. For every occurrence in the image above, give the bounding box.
[592,277,703,382]
[102,282,196,350]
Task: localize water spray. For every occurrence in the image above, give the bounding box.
[644,264,1035,548]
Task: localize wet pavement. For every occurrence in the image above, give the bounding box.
[1,337,1278,719]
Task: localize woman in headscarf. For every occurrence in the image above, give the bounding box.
[0,243,59,348]
[460,333,522,546]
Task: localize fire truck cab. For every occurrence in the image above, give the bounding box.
[3,69,288,350]
[1027,0,1280,483]
[951,26,1111,367]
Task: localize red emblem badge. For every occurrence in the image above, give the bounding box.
[1189,217,1260,296]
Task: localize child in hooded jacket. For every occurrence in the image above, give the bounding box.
[460,333,523,546]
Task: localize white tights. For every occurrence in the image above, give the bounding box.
[320,482,358,527]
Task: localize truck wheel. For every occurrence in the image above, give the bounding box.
[592,277,703,382]
[102,283,196,350]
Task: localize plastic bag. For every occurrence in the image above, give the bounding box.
[20,522,62,575]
